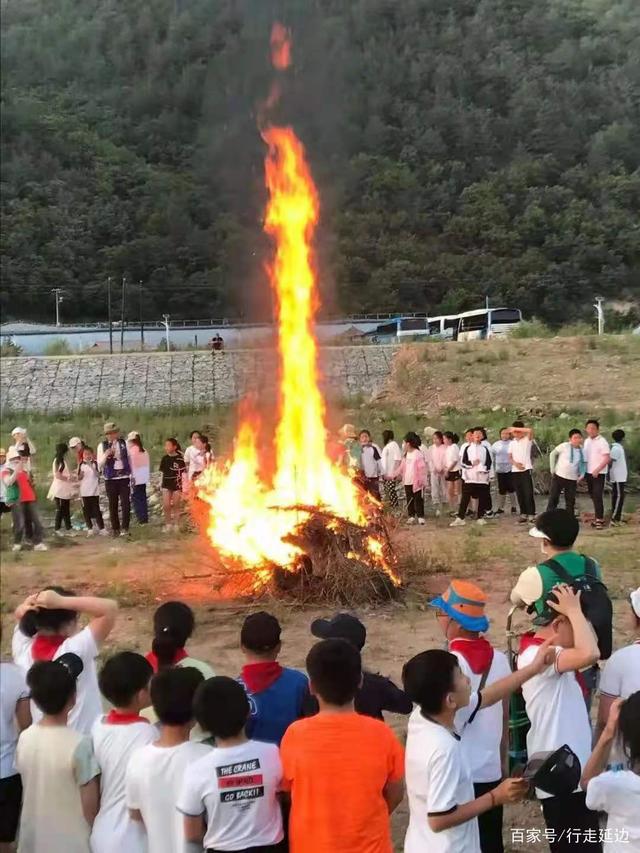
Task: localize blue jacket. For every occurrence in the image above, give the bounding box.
[241,667,309,745]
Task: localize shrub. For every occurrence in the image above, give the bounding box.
[510,319,553,339]
[43,339,73,356]
[0,339,23,357]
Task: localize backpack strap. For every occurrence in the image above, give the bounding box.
[541,557,575,586]
[478,649,494,692]
[581,555,598,580]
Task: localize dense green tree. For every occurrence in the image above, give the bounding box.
[1,0,639,325]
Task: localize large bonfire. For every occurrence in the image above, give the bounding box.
[196,24,399,603]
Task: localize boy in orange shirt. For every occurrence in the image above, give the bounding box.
[280,638,404,853]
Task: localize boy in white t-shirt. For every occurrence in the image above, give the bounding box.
[13,587,118,734]
[401,637,555,853]
[90,652,157,853]
[508,421,536,522]
[126,666,211,853]
[16,654,100,853]
[583,419,611,529]
[430,580,511,853]
[0,657,31,850]
[177,676,285,853]
[596,588,640,769]
[582,691,640,853]
[608,429,628,525]
[517,585,601,851]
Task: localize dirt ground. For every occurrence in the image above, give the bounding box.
[1,506,638,852]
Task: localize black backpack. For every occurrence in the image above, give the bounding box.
[542,556,613,660]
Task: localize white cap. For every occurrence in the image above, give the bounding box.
[528,526,549,540]
[11,426,26,436]
[68,436,82,448]
[127,431,139,441]
[631,588,640,619]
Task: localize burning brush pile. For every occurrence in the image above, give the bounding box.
[194,25,401,606]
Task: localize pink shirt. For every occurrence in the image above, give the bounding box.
[401,449,427,491]
[584,435,610,475]
[429,444,447,474]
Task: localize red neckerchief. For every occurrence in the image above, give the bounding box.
[32,635,66,661]
[449,637,494,674]
[518,633,588,699]
[105,710,149,725]
[145,648,188,673]
[241,662,283,694]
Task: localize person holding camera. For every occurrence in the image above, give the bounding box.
[97,422,131,538]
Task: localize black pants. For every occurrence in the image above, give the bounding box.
[458,482,491,519]
[496,472,514,495]
[474,780,503,853]
[585,473,605,521]
[132,483,149,523]
[512,470,536,517]
[611,481,626,521]
[547,475,578,516]
[364,477,381,501]
[82,496,104,530]
[0,773,22,843]
[404,486,424,519]
[54,497,72,531]
[105,477,130,533]
[541,790,601,852]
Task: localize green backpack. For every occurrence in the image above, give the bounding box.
[5,480,19,504]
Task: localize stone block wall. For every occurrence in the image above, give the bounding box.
[0,347,398,413]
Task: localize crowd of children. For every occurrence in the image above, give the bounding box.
[1,507,639,853]
[338,418,629,530]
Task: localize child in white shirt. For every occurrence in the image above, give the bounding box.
[13,588,117,734]
[0,659,31,849]
[608,429,628,525]
[16,654,100,853]
[126,667,211,853]
[582,691,640,853]
[90,652,157,853]
[78,447,106,535]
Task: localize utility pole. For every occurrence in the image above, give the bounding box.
[138,280,144,351]
[107,276,113,354]
[51,288,64,326]
[120,276,126,353]
[594,296,605,336]
[162,314,171,352]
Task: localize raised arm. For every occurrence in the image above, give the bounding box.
[550,586,600,673]
[581,698,622,789]
[34,589,118,645]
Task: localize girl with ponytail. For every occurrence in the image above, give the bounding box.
[145,601,215,678]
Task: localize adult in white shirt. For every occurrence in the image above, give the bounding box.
[608,429,628,524]
[581,691,640,853]
[380,429,402,510]
[547,429,585,518]
[596,588,640,770]
[13,588,118,734]
[508,421,536,522]
[583,419,610,528]
[0,660,31,849]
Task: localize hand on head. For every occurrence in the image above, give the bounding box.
[546,584,581,616]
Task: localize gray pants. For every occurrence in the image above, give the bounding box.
[11,502,45,544]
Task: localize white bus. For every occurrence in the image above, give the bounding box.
[456,307,522,341]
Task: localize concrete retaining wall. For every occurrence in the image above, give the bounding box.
[0,347,398,413]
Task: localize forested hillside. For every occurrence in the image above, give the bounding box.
[2,0,639,324]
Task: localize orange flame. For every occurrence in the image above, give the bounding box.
[270,22,291,70]
[197,27,397,589]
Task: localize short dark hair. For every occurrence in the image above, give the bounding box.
[612,429,625,443]
[150,667,204,726]
[619,691,640,765]
[433,430,443,441]
[403,431,421,449]
[194,676,249,738]
[241,612,281,653]
[402,649,459,714]
[586,419,599,428]
[535,508,580,547]
[512,420,525,428]
[190,430,202,439]
[27,660,76,715]
[98,652,152,707]
[382,429,394,445]
[359,429,371,438]
[306,639,361,706]
[569,429,583,438]
[19,587,77,637]
[165,437,181,451]
[83,445,95,454]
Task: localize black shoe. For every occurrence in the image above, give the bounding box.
[496,508,505,515]
[511,507,518,514]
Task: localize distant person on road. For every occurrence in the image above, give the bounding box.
[48,442,77,536]
[359,429,382,500]
[508,421,536,523]
[127,432,150,525]
[159,438,185,531]
[583,419,610,530]
[380,429,402,510]
[547,429,586,517]
[491,427,517,515]
[97,421,131,538]
[608,429,627,526]
[2,447,48,552]
[78,446,106,536]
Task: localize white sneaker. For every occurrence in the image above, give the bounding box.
[86,528,97,537]
[435,509,441,518]
[477,518,488,526]
[55,530,65,538]
[33,543,49,552]
[418,518,426,526]
[98,529,109,537]
[119,531,129,538]
[12,543,22,552]
[406,517,416,525]
[449,517,466,527]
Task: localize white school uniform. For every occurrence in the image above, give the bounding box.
[12,625,102,735]
[380,441,402,478]
[445,443,461,472]
[608,442,628,483]
[585,770,640,853]
[0,662,29,780]
[517,645,592,799]
[584,434,610,475]
[79,462,100,497]
[177,740,284,852]
[90,717,158,853]
[126,740,212,853]
[404,694,482,853]
[509,437,533,472]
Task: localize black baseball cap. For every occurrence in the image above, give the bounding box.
[240,612,281,652]
[311,613,367,650]
[56,652,84,680]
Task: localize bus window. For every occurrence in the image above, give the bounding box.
[490,308,522,325]
[460,313,488,333]
[399,318,428,332]
[428,320,442,335]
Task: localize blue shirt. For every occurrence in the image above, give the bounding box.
[241,667,309,745]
